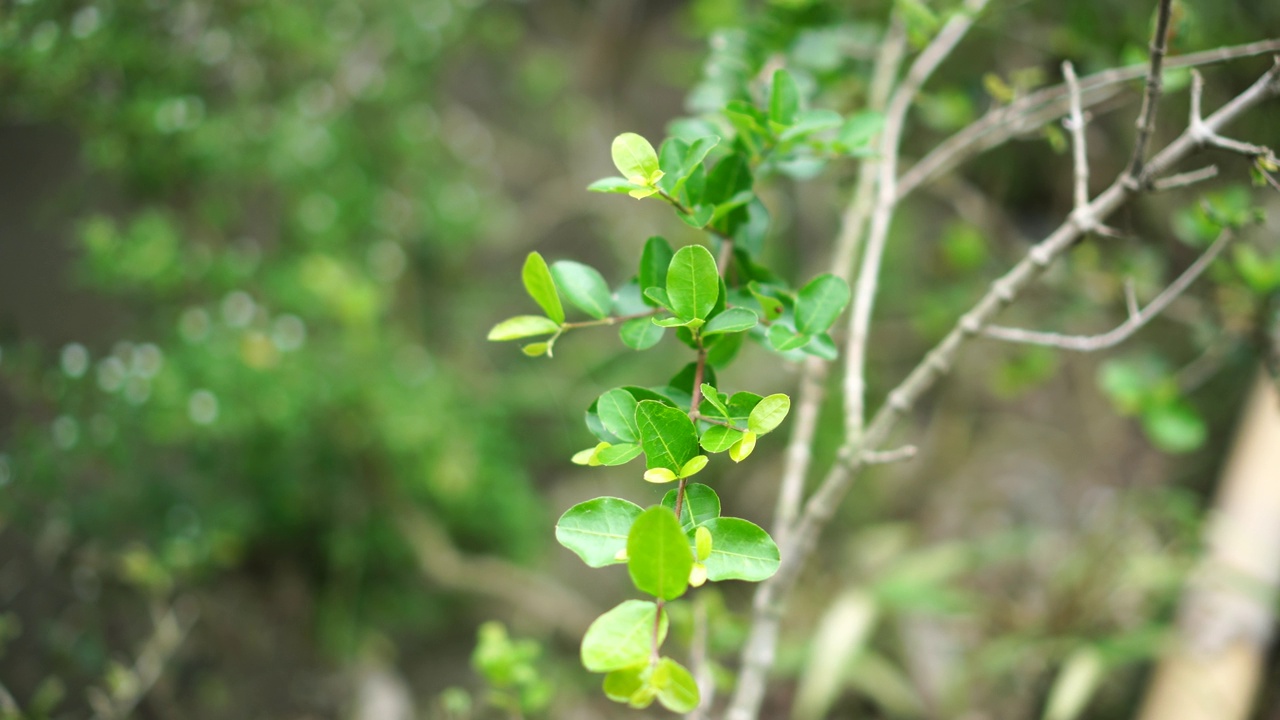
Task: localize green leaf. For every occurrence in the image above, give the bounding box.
[700,425,744,453]
[603,666,649,704]
[677,205,715,229]
[778,109,844,142]
[795,274,851,334]
[748,281,785,320]
[555,497,644,568]
[551,261,612,320]
[522,252,564,325]
[597,388,640,442]
[635,400,700,471]
[704,307,758,336]
[769,68,800,127]
[627,507,694,601]
[654,316,702,329]
[611,133,663,185]
[837,111,885,151]
[653,657,701,713]
[800,333,838,361]
[666,245,719,321]
[522,342,550,357]
[620,317,664,350]
[487,315,561,341]
[589,177,647,194]
[581,599,667,672]
[705,153,753,207]
[661,483,721,531]
[700,517,780,582]
[768,324,810,351]
[639,237,674,302]
[749,393,791,434]
[699,383,730,417]
[695,526,713,562]
[598,443,643,466]
[643,287,671,309]
[1141,402,1207,454]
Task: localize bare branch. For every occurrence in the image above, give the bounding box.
[88,600,198,720]
[730,60,1280,720]
[1126,0,1176,181]
[862,445,919,465]
[1064,61,1091,212]
[983,230,1235,351]
[845,0,992,447]
[1153,165,1220,191]
[688,593,714,720]
[898,38,1280,199]
[773,18,907,553]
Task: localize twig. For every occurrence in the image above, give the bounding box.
[1126,0,1175,182]
[730,55,1280,720]
[88,599,197,720]
[1152,165,1220,191]
[983,230,1235,351]
[394,507,600,638]
[773,18,907,551]
[845,0,992,446]
[862,445,919,465]
[729,5,988,719]
[1064,61,1091,212]
[897,38,1280,199]
[689,593,714,720]
[1188,69,1280,166]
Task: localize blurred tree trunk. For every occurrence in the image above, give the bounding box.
[1136,372,1280,720]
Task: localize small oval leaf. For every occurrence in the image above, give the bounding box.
[551,260,613,320]
[487,315,560,341]
[627,506,694,601]
[556,497,644,568]
[522,252,564,324]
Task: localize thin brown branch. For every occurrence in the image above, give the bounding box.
[898,38,1280,198]
[983,230,1235,351]
[1126,0,1176,181]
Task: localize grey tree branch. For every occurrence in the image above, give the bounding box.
[729,5,988,719]
[1064,61,1091,212]
[897,38,1280,198]
[845,0,992,447]
[983,229,1235,351]
[729,55,1280,720]
[87,600,197,720]
[773,18,907,553]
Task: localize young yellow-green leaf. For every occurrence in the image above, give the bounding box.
[551,261,613,320]
[695,526,713,562]
[654,316,702,329]
[701,425,744,453]
[699,517,780,582]
[588,176,647,194]
[620,317,664,350]
[612,132,662,186]
[522,252,564,324]
[570,446,598,465]
[581,599,667,672]
[627,506,694,601]
[644,468,678,484]
[768,323,810,351]
[629,185,660,200]
[635,400,700,472]
[795,274,851,334]
[639,236,674,301]
[666,245,719,321]
[521,342,550,357]
[699,383,730,417]
[729,431,757,462]
[603,665,649,704]
[487,315,561,341]
[690,563,708,587]
[749,393,791,434]
[653,657,701,714]
[598,443,643,466]
[769,68,800,127]
[703,307,758,336]
[556,497,644,567]
[679,455,708,478]
[661,482,721,532]
[597,388,639,442]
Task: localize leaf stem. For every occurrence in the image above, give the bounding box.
[560,308,661,330]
